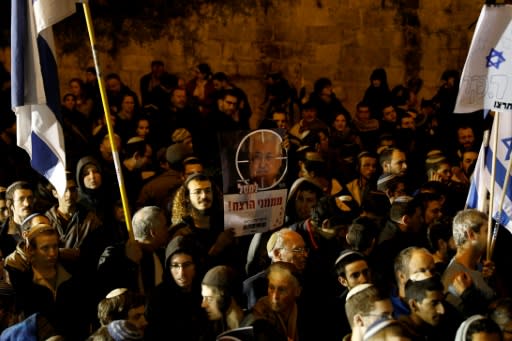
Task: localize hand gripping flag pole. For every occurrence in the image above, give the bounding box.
[81,1,134,240]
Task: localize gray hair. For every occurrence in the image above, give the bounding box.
[132,206,165,241]
[452,209,487,247]
[267,228,295,260]
[394,246,430,283]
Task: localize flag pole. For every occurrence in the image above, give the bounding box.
[486,111,500,260]
[81,1,134,240]
[489,147,512,257]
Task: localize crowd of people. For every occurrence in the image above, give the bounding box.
[0,60,510,340]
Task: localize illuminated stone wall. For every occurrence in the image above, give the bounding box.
[51,0,481,120]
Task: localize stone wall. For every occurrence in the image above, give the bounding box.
[5,0,483,120]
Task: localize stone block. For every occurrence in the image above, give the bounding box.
[313,43,341,65]
[256,27,274,42]
[167,40,185,57]
[208,23,230,41]
[302,64,336,80]
[305,25,343,45]
[196,41,222,59]
[259,43,281,60]
[361,8,396,28]
[122,54,147,72]
[299,3,336,26]
[242,43,263,60]
[238,62,268,77]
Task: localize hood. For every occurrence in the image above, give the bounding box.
[287,177,324,203]
[164,235,198,269]
[75,156,102,192]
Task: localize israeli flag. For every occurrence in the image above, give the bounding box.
[455,4,512,114]
[467,116,512,233]
[11,0,76,196]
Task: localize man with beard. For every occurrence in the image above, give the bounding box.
[346,152,378,207]
[170,173,236,269]
[379,147,408,178]
[0,181,35,257]
[442,209,496,316]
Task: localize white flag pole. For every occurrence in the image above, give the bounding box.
[490,144,512,257]
[487,111,500,261]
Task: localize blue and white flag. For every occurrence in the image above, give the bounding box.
[466,116,512,233]
[455,4,512,114]
[11,0,76,196]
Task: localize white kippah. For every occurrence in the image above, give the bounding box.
[334,250,363,267]
[106,288,128,299]
[377,174,397,186]
[393,195,413,203]
[346,283,373,302]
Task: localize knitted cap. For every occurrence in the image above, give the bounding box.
[107,320,143,341]
[202,265,236,294]
[166,143,189,164]
[346,283,373,302]
[165,235,197,268]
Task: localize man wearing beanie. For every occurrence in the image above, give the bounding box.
[200,265,244,340]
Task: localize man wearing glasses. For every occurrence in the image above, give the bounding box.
[243,228,308,310]
[145,235,207,341]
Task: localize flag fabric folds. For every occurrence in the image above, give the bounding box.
[11,0,76,196]
[454,5,512,114]
[466,116,512,233]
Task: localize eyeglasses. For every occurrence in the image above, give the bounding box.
[281,247,309,255]
[170,261,194,270]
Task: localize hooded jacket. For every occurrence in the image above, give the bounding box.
[76,156,110,222]
[145,236,207,341]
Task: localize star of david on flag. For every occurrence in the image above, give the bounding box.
[486,48,506,69]
[455,5,512,114]
[466,107,512,233]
